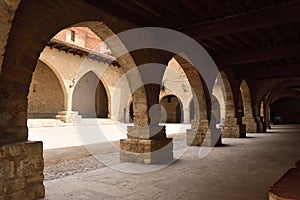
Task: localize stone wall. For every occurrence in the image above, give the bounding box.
[0,141,44,199]
[27,60,64,118]
[0,0,21,73]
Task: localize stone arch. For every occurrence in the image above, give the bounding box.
[38,58,68,110]
[216,71,246,138]
[171,55,213,145]
[160,94,183,123]
[219,71,235,118]
[212,78,226,124]
[76,68,112,116]
[188,98,196,122]
[72,71,109,118]
[240,79,257,132]
[0,1,149,144]
[172,55,209,122]
[27,60,64,118]
[211,95,221,125]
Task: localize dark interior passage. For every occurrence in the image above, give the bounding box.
[271,97,300,124]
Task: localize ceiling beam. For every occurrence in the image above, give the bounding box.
[179,1,300,39]
[214,44,300,66]
[236,63,300,79]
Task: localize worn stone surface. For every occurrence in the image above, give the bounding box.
[120,138,173,164]
[127,125,166,139]
[242,117,257,133]
[222,123,246,138]
[268,160,300,200]
[0,141,45,199]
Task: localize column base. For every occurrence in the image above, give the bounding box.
[243,117,257,133]
[222,124,246,138]
[56,111,81,123]
[120,138,173,164]
[257,121,267,133]
[0,141,45,199]
[187,128,222,147]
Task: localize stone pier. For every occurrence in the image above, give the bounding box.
[120,125,173,164]
[242,116,257,133]
[0,141,45,199]
[256,117,267,133]
[222,117,246,138]
[186,120,222,146]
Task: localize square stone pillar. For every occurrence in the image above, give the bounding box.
[120,125,173,164]
[187,120,208,146]
[222,117,246,138]
[242,117,258,133]
[0,141,45,199]
[255,117,267,133]
[187,120,222,146]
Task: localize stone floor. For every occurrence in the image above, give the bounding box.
[42,125,300,200]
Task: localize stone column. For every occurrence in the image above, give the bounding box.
[119,50,174,163]
[187,119,222,146]
[0,82,45,199]
[256,116,267,133]
[222,116,246,138]
[242,110,257,133]
[120,84,173,164]
[183,108,191,124]
[56,85,81,123]
[187,119,209,146]
[0,141,45,199]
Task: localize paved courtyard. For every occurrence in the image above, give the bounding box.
[30,123,300,200]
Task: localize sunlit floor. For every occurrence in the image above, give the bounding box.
[28,119,191,149]
[38,124,300,200]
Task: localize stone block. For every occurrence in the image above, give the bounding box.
[120,138,173,164]
[16,157,44,177]
[222,124,246,138]
[24,141,43,157]
[186,129,205,146]
[0,160,10,179]
[127,125,166,139]
[0,141,45,199]
[202,129,222,147]
[257,121,267,133]
[8,142,25,157]
[0,145,7,158]
[242,117,257,133]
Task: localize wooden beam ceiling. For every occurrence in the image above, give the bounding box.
[179,1,300,40]
[214,44,300,66]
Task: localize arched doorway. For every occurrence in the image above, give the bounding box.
[270,97,300,124]
[211,95,221,125]
[240,79,257,132]
[95,80,109,118]
[160,95,183,123]
[216,72,246,138]
[28,60,64,118]
[72,71,109,118]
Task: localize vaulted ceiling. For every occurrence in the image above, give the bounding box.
[83,0,300,82]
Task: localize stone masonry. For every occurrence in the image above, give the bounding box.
[0,141,44,199]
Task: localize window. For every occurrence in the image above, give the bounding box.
[70,30,75,42]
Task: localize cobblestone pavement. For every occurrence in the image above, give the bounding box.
[44,139,187,181]
[44,156,106,181]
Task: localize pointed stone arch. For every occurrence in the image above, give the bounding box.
[27,60,65,118]
[159,94,183,123]
[240,79,257,132]
[217,71,246,138]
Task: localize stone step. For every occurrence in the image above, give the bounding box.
[75,118,121,126]
[27,119,72,128]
